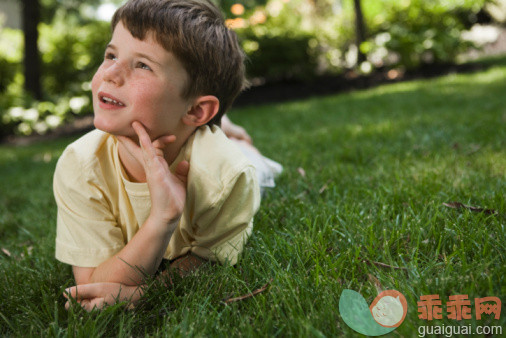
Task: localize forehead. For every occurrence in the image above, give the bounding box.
[111,22,166,55]
[110,22,188,81]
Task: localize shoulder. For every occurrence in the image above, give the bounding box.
[186,126,258,209]
[55,129,114,173]
[187,125,255,190]
[58,129,113,164]
[54,129,116,191]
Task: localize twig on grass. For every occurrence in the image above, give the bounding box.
[361,258,408,271]
[442,201,498,215]
[223,279,273,305]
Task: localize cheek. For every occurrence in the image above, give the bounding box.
[91,69,102,95]
[134,83,174,116]
[134,80,168,103]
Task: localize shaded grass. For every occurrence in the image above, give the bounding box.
[1,60,505,336]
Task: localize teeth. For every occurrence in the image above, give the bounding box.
[102,96,124,106]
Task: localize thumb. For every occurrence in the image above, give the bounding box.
[65,284,102,301]
[175,160,190,185]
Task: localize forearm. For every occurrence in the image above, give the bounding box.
[82,122,189,286]
[66,254,207,311]
[88,215,178,285]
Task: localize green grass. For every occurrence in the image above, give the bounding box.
[1,61,505,336]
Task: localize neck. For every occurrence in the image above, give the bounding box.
[118,126,196,183]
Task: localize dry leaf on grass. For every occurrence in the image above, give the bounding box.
[223,279,272,305]
[442,202,497,215]
[297,167,306,178]
[1,248,11,257]
[319,183,328,194]
[319,180,331,194]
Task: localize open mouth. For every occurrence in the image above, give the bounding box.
[99,94,125,106]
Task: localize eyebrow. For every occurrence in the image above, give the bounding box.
[106,43,162,67]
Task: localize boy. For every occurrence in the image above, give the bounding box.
[54,0,260,310]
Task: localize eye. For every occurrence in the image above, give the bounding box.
[105,52,117,61]
[137,62,152,71]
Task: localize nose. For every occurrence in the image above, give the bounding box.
[103,61,127,86]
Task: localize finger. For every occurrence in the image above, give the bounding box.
[65,286,78,300]
[80,299,93,312]
[154,148,164,158]
[65,301,70,311]
[65,284,102,301]
[132,122,157,161]
[175,160,190,185]
[152,135,177,150]
[88,298,106,312]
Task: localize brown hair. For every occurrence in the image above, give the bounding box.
[111,0,247,125]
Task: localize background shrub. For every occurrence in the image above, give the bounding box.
[0,0,496,138]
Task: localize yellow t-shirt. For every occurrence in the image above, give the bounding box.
[53,125,260,267]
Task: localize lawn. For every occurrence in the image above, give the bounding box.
[1,59,505,336]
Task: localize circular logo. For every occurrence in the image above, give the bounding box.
[370,290,408,328]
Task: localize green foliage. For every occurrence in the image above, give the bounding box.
[0,57,16,93]
[0,15,109,138]
[236,0,321,81]
[0,28,23,93]
[235,0,491,77]
[0,60,505,335]
[361,0,488,69]
[40,0,107,24]
[39,17,110,96]
[242,32,317,81]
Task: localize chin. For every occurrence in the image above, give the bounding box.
[93,115,132,137]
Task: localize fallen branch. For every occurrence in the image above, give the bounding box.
[223,279,272,305]
[442,202,497,215]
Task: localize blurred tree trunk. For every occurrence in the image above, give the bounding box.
[22,0,42,100]
[353,0,366,64]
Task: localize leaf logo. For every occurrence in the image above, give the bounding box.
[339,289,408,336]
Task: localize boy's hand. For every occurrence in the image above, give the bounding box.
[64,283,143,311]
[117,121,189,225]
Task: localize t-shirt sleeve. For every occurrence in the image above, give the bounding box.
[53,147,125,267]
[189,165,260,265]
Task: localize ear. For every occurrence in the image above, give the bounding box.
[182,95,220,127]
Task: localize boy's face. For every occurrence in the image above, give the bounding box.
[92,21,191,139]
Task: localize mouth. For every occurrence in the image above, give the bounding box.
[98,92,125,107]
